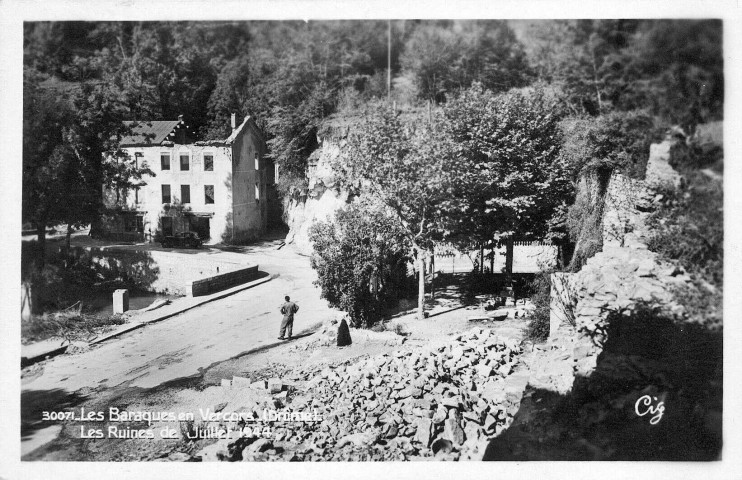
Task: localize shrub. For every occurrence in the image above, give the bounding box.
[559,110,659,179]
[22,310,126,344]
[668,139,723,174]
[525,272,551,342]
[566,167,611,271]
[669,281,722,331]
[646,171,723,287]
[309,200,411,328]
[560,111,661,269]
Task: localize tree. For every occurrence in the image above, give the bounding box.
[336,105,462,320]
[441,83,573,274]
[559,110,657,269]
[625,20,723,129]
[23,84,70,267]
[23,69,139,268]
[521,20,640,116]
[309,201,410,327]
[401,20,531,103]
[520,19,723,128]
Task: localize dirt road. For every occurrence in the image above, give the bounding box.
[21,244,340,457]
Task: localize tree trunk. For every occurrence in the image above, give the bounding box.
[505,238,514,278]
[505,238,515,305]
[479,242,484,275]
[430,251,435,301]
[418,254,426,321]
[490,244,495,275]
[36,223,46,271]
[65,222,72,268]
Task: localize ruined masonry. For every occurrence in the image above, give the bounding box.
[547,139,692,387]
[199,328,528,461]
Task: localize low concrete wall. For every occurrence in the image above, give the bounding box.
[186,265,260,296]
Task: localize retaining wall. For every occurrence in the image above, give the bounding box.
[185,265,260,296]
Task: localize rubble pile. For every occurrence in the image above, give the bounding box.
[199,327,526,461]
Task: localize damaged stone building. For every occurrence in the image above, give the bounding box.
[101,114,278,244]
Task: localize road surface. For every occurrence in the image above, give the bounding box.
[21,244,339,454]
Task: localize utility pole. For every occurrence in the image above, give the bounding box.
[387,20,391,101]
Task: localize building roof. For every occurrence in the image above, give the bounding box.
[121,120,182,146]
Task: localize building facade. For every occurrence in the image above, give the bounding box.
[102,115,275,244]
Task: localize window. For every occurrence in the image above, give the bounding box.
[204,185,214,204]
[255,183,260,201]
[254,152,259,171]
[180,153,190,171]
[181,185,191,204]
[124,215,137,232]
[162,184,171,204]
[204,153,213,172]
[161,153,170,170]
[135,187,140,204]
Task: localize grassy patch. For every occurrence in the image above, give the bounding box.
[22,309,127,344]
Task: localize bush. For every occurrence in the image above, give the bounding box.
[559,110,659,179]
[309,200,411,328]
[646,171,723,287]
[668,139,723,174]
[525,272,551,342]
[22,310,126,344]
[566,168,611,271]
[669,281,722,331]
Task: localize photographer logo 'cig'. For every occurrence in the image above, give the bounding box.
[635,395,665,425]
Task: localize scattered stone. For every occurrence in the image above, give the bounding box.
[413,417,433,447]
[443,411,465,445]
[167,452,196,462]
[431,438,454,455]
[268,378,283,394]
[336,431,378,449]
[250,379,267,390]
[246,438,274,455]
[232,376,251,388]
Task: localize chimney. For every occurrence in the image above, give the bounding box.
[231,113,236,131]
[178,114,183,123]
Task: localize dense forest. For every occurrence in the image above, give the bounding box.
[22,19,724,326]
[23,20,722,267]
[24,20,722,194]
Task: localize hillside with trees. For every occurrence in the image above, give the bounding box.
[23,19,723,324]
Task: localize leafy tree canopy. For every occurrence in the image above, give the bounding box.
[309,200,410,327]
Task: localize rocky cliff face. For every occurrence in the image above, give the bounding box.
[488,137,721,460]
[550,138,692,377]
[283,138,349,255]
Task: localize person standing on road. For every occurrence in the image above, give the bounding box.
[278,295,299,340]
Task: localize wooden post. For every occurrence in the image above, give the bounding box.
[430,251,435,301]
[418,255,426,320]
[489,243,494,275]
[479,242,485,275]
[505,238,514,281]
[387,20,392,100]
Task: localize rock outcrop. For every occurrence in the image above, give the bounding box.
[284,138,348,255]
[549,139,693,384]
